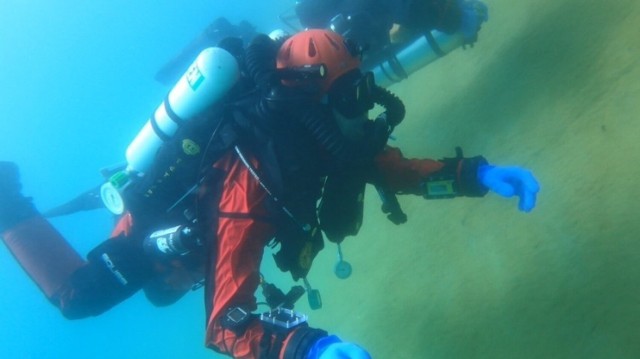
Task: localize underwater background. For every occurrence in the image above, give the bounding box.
[1,0,639,358]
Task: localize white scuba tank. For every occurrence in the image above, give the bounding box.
[126,47,240,174]
[101,46,240,214]
[369,30,465,88]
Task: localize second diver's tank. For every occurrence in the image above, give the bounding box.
[368,31,466,88]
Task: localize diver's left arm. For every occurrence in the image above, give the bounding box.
[373,146,540,212]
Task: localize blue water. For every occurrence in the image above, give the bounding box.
[0,1,290,358]
[3,0,640,358]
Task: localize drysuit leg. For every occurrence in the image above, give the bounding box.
[1,190,153,320]
[202,151,327,359]
[0,162,87,312]
[2,216,85,299]
[2,214,154,319]
[1,162,165,318]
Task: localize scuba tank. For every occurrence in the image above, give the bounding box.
[322,8,468,88]
[101,47,240,215]
[367,30,466,88]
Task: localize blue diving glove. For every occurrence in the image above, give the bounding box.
[457,0,489,45]
[307,335,371,359]
[477,165,540,213]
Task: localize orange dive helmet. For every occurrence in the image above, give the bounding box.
[277,29,360,94]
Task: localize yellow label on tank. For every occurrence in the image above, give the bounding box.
[182,139,201,156]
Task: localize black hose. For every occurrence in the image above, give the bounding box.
[244,34,279,89]
[372,85,405,127]
[298,107,351,160]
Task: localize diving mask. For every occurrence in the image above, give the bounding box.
[329,70,376,119]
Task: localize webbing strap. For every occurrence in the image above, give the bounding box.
[424,31,446,57]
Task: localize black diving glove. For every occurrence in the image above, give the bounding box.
[0,161,38,232]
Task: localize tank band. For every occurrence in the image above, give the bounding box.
[150,112,171,142]
[424,32,445,57]
[387,55,408,81]
[379,60,400,85]
[164,93,186,126]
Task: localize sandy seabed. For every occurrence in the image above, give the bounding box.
[296,1,640,358]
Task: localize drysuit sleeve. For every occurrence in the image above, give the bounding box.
[373,145,489,198]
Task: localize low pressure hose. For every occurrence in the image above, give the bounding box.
[300,107,349,157]
[298,106,376,166]
[244,34,279,89]
[371,85,405,128]
[298,86,406,165]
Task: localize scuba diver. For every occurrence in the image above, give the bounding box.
[155,16,258,86]
[293,0,489,82]
[0,29,539,359]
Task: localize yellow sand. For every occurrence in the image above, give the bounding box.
[293,0,640,358]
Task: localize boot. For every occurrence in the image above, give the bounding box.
[0,161,38,232]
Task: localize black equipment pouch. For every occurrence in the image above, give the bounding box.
[318,172,366,243]
[273,223,324,281]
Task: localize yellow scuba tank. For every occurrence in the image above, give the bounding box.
[101,47,240,215]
